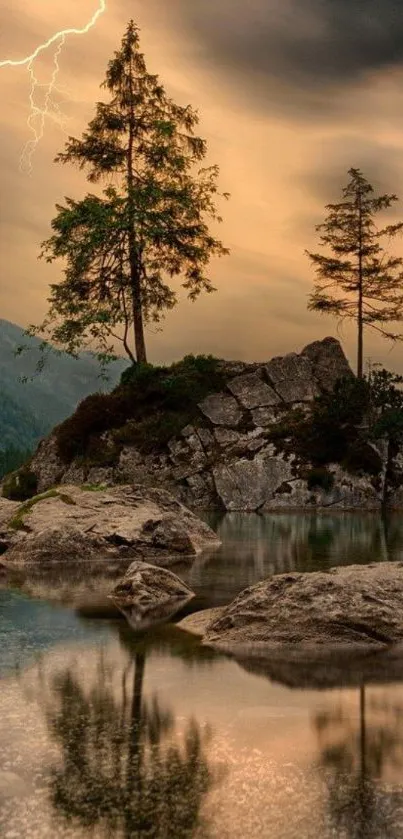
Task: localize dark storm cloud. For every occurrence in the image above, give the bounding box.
[295,135,403,202]
[163,0,403,113]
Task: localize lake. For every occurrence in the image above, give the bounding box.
[2,512,403,838]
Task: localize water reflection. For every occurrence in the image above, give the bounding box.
[315,686,403,838]
[5,513,403,619]
[186,512,403,607]
[45,638,218,838]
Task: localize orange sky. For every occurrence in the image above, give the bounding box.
[3,0,403,370]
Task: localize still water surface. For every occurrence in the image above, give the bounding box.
[2,513,403,838]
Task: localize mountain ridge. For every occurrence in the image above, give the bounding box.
[0,319,127,451]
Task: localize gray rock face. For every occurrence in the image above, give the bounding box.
[251,407,278,427]
[110,560,195,629]
[213,452,294,511]
[198,392,243,426]
[204,562,403,651]
[2,485,220,566]
[30,435,65,493]
[265,353,318,402]
[227,370,281,409]
[302,336,353,391]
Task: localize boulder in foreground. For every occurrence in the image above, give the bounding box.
[204,562,403,652]
[111,560,195,629]
[2,484,220,566]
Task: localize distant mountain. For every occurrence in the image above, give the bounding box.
[0,319,128,450]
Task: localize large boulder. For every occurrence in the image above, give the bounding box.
[204,562,403,651]
[2,484,220,567]
[111,560,195,629]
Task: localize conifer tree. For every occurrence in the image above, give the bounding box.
[37,22,228,365]
[306,168,403,377]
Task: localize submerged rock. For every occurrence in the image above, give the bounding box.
[111,560,195,629]
[204,562,403,651]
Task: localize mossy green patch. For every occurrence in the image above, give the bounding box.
[8,489,62,531]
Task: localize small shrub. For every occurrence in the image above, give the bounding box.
[307,467,334,492]
[114,411,190,453]
[2,467,38,501]
[56,354,224,462]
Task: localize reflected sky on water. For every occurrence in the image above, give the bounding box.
[2,513,403,837]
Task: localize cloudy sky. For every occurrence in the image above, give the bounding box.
[2,0,403,370]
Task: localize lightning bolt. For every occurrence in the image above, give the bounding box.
[0,1,106,174]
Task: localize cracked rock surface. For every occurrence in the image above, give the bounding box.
[204,562,403,651]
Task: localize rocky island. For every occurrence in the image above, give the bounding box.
[4,336,403,513]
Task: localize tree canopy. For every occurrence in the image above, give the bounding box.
[306,168,403,377]
[36,21,229,364]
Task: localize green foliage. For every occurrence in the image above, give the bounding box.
[34,22,229,365]
[269,377,371,469]
[3,466,38,501]
[306,167,403,376]
[268,368,403,481]
[341,440,382,476]
[368,367,403,445]
[56,354,225,462]
[307,467,335,492]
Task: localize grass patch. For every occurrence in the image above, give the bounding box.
[55,355,226,463]
[58,493,77,505]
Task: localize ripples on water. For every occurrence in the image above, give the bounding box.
[2,513,403,838]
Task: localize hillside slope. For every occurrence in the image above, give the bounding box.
[0,319,127,450]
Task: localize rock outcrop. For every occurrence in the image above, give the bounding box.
[111,560,195,629]
[22,337,363,511]
[203,562,403,652]
[2,484,220,567]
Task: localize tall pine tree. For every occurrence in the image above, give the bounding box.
[37,22,229,364]
[306,168,403,377]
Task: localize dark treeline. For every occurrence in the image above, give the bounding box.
[0,446,32,481]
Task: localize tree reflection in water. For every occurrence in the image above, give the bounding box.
[45,648,217,838]
[314,685,403,838]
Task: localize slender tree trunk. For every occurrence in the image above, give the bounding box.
[124,652,146,839]
[357,193,364,378]
[129,252,147,364]
[127,57,147,364]
[357,284,363,379]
